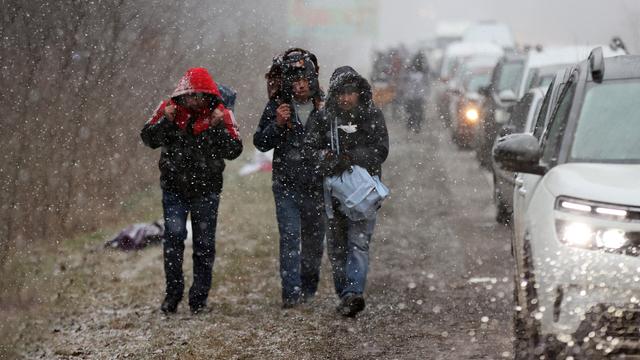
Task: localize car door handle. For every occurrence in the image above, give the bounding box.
[515,177,524,187]
[518,187,527,196]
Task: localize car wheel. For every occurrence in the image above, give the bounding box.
[513,275,530,360]
[514,238,560,359]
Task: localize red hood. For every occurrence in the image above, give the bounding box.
[171,67,221,98]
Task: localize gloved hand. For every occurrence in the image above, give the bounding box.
[332,153,352,175]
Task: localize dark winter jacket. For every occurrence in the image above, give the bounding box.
[304,66,389,178]
[141,68,243,197]
[253,98,323,189]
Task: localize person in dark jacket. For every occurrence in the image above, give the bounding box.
[141,67,242,314]
[304,66,389,317]
[253,49,325,308]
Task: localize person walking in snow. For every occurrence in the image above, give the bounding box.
[304,66,389,317]
[141,67,243,314]
[253,48,326,308]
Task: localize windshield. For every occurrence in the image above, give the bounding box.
[467,73,491,92]
[570,81,640,163]
[496,61,524,92]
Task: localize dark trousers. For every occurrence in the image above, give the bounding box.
[273,183,325,303]
[162,190,220,307]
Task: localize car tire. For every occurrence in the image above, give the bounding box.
[514,237,560,360]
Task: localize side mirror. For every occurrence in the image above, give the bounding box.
[493,133,546,175]
[499,124,517,137]
[498,89,518,103]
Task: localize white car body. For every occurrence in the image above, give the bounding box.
[517,45,627,98]
[513,163,640,337]
[440,41,503,80]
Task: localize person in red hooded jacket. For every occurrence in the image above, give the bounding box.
[141,67,242,314]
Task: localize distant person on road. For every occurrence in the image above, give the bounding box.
[253,48,326,308]
[304,66,389,317]
[141,67,243,315]
[402,52,429,132]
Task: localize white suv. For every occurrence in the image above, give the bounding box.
[494,49,640,358]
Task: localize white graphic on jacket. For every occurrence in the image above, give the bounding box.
[337,122,358,134]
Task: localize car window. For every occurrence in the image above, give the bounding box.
[570,81,640,163]
[532,81,554,138]
[496,61,524,93]
[509,93,534,132]
[525,96,544,133]
[523,69,537,92]
[467,73,491,92]
[541,81,576,165]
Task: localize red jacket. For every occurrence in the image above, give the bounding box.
[147,67,239,139]
[141,67,243,196]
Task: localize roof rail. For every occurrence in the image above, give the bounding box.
[588,47,605,83]
[610,36,628,54]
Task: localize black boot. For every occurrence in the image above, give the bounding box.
[337,293,365,317]
[160,295,181,314]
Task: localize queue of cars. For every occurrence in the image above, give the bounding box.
[430,27,639,357]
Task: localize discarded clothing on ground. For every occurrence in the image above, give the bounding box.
[105,221,164,250]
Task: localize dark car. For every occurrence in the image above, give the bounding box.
[475,53,526,167]
[491,86,546,224]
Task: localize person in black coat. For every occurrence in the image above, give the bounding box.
[253,49,325,308]
[304,66,389,317]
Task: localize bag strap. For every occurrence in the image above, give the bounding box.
[329,114,340,154]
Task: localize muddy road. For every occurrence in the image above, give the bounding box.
[17,111,514,359]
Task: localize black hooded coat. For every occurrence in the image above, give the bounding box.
[304,66,389,178]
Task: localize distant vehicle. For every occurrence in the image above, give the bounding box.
[475,52,526,167]
[463,21,516,50]
[491,86,546,224]
[429,21,471,75]
[477,42,628,168]
[448,60,494,147]
[439,41,504,82]
[494,49,640,358]
[436,42,503,125]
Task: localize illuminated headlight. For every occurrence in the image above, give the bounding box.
[554,196,633,251]
[596,229,627,249]
[556,221,627,250]
[559,222,595,248]
[464,108,480,124]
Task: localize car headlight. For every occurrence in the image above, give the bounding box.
[556,220,627,250]
[555,196,632,251]
[464,107,480,124]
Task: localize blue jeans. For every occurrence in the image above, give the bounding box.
[162,190,220,307]
[326,203,377,298]
[273,183,325,303]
